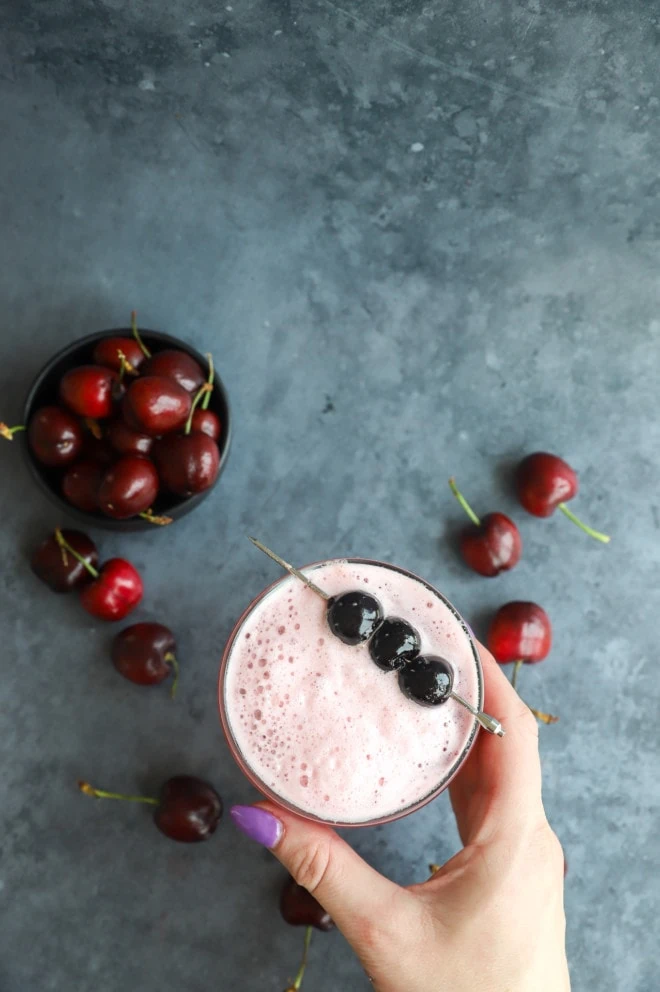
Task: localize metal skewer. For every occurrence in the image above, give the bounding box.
[248,537,504,737]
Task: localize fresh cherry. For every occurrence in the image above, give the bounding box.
[516,452,610,543]
[78,775,222,842]
[19,406,83,467]
[154,433,220,497]
[112,622,179,696]
[31,529,98,592]
[62,459,104,512]
[398,655,453,706]
[93,336,146,374]
[487,601,552,666]
[190,408,221,441]
[123,376,192,436]
[142,349,205,394]
[280,876,335,932]
[81,432,115,464]
[106,419,153,456]
[97,454,159,519]
[59,365,116,419]
[54,531,143,620]
[326,591,383,645]
[369,617,420,671]
[449,477,522,576]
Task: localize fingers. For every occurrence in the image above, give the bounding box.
[231,801,407,952]
[449,641,544,844]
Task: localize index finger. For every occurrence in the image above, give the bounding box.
[448,641,544,844]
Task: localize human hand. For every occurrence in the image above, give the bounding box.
[230,642,570,991]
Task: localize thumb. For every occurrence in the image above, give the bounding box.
[230,801,404,950]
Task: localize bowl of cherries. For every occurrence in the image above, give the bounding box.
[6,315,231,531]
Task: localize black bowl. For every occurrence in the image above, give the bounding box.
[22,329,232,532]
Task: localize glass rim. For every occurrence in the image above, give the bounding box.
[218,557,484,828]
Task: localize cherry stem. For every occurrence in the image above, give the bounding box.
[165,652,180,699]
[78,780,159,805]
[286,926,313,992]
[184,383,213,434]
[131,310,151,359]
[529,706,559,725]
[139,509,173,526]
[84,417,102,440]
[511,660,523,691]
[201,353,215,410]
[448,477,481,527]
[116,348,137,380]
[55,529,99,579]
[558,502,610,543]
[0,423,26,441]
[429,863,441,876]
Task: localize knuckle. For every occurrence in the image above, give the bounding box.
[516,702,540,740]
[289,839,333,896]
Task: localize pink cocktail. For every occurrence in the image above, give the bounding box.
[219,558,483,827]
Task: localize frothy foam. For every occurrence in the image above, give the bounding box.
[223,560,481,824]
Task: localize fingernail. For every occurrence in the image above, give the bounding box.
[230,805,283,848]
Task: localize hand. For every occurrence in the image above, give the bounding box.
[230,643,570,991]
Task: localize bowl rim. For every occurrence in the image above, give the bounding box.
[21,327,232,531]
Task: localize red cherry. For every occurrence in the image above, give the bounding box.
[97,455,159,519]
[112,622,179,695]
[190,408,221,441]
[516,452,610,543]
[154,433,220,496]
[59,366,116,419]
[93,336,146,374]
[62,459,104,512]
[106,419,153,456]
[123,376,192,436]
[31,530,98,592]
[78,775,223,843]
[142,350,205,394]
[280,876,335,931]
[488,601,552,664]
[77,555,143,621]
[18,406,83,467]
[448,478,521,577]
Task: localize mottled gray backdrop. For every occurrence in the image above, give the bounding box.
[1,2,659,990]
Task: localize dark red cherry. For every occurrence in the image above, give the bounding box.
[280,875,335,931]
[190,408,221,441]
[59,366,116,419]
[97,455,159,519]
[93,336,146,374]
[62,459,104,512]
[154,433,220,496]
[26,406,83,467]
[106,419,153,456]
[123,376,192,436]
[487,601,552,665]
[326,592,383,645]
[142,350,205,394]
[449,478,522,577]
[516,452,609,543]
[398,656,454,706]
[112,622,178,692]
[31,530,98,592]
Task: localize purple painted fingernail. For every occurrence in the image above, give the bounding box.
[230,805,283,848]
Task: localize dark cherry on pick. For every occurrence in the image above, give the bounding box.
[280,876,335,931]
[31,530,99,592]
[326,591,383,645]
[369,617,420,671]
[398,655,454,706]
[112,622,176,686]
[28,406,83,467]
[154,776,223,842]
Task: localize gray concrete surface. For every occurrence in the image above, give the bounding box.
[1,2,659,989]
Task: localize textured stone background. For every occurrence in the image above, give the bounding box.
[1,2,659,990]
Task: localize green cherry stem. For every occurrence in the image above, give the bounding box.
[78,781,159,805]
[165,652,180,699]
[558,502,610,543]
[448,477,481,526]
[138,509,173,526]
[55,528,99,578]
[131,310,151,359]
[0,423,27,441]
[511,660,523,691]
[201,353,215,410]
[285,926,313,992]
[184,383,213,434]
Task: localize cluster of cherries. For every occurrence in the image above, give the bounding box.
[449,451,610,722]
[327,591,454,706]
[2,315,222,521]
